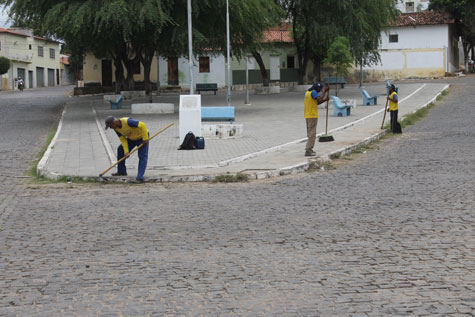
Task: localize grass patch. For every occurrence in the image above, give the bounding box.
[213,173,249,183]
[399,102,436,129]
[307,160,335,172]
[27,128,57,179]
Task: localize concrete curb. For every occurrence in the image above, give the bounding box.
[37,108,66,179]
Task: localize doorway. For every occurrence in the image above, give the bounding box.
[270,56,280,81]
[28,70,33,88]
[101,60,113,87]
[168,57,179,86]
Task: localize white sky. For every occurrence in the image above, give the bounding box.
[1,6,11,28]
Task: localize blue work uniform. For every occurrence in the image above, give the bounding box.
[113,118,149,180]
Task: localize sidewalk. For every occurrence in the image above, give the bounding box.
[37,82,449,182]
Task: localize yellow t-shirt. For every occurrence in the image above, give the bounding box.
[304,90,319,118]
[113,117,149,153]
[389,91,398,111]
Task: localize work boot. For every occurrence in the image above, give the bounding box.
[305,150,316,157]
[112,172,127,176]
[134,178,144,184]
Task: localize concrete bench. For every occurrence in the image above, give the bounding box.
[324,77,345,88]
[132,103,174,114]
[201,106,235,123]
[196,83,218,95]
[331,96,351,117]
[361,89,377,106]
[107,95,123,109]
[120,90,146,100]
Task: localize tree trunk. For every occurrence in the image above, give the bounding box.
[252,51,269,87]
[122,53,139,91]
[140,50,154,103]
[113,56,125,94]
[463,41,470,73]
[312,59,321,83]
[292,9,308,85]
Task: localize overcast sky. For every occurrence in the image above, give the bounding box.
[1,6,11,28]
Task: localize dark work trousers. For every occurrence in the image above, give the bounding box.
[390,110,398,133]
[117,137,149,180]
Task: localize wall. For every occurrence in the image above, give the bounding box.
[0,31,60,90]
[396,0,430,13]
[158,54,226,89]
[360,24,451,80]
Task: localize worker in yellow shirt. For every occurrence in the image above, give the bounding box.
[304,82,330,156]
[105,116,149,183]
[387,84,400,133]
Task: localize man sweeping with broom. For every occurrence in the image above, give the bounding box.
[304,82,330,156]
[105,116,149,183]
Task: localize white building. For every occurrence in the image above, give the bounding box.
[397,0,430,13]
[363,11,458,80]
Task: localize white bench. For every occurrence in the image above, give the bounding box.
[132,103,175,114]
[121,90,146,100]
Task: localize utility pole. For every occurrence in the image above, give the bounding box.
[187,0,194,94]
[226,0,231,106]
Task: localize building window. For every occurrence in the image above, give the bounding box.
[38,46,44,57]
[405,2,414,12]
[389,34,398,43]
[0,41,2,51]
[49,48,55,58]
[29,44,32,50]
[287,55,295,69]
[199,57,210,73]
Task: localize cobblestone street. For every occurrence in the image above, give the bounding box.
[0,80,474,316]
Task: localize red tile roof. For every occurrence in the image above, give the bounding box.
[395,11,454,27]
[60,56,69,65]
[0,28,29,37]
[262,23,292,43]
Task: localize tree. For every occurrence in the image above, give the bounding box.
[279,0,397,84]
[0,56,10,75]
[429,0,475,71]
[323,36,353,96]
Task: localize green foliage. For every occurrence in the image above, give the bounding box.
[213,173,249,183]
[324,36,353,76]
[429,0,475,61]
[0,56,10,75]
[1,0,283,89]
[280,0,397,83]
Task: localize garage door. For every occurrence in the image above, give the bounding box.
[36,67,44,87]
[48,68,55,86]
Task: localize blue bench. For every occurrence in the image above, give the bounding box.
[324,77,345,88]
[361,89,377,106]
[201,106,235,123]
[331,96,351,117]
[196,83,218,95]
[107,95,123,109]
[385,80,399,95]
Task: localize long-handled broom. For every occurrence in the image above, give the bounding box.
[381,93,389,129]
[319,87,334,142]
[99,122,174,179]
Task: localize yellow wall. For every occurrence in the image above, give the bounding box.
[83,52,159,85]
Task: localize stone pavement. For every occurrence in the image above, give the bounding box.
[37,82,449,181]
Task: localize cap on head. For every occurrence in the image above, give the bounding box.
[308,82,323,92]
[105,116,115,129]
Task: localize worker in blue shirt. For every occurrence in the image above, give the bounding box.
[105,116,149,183]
